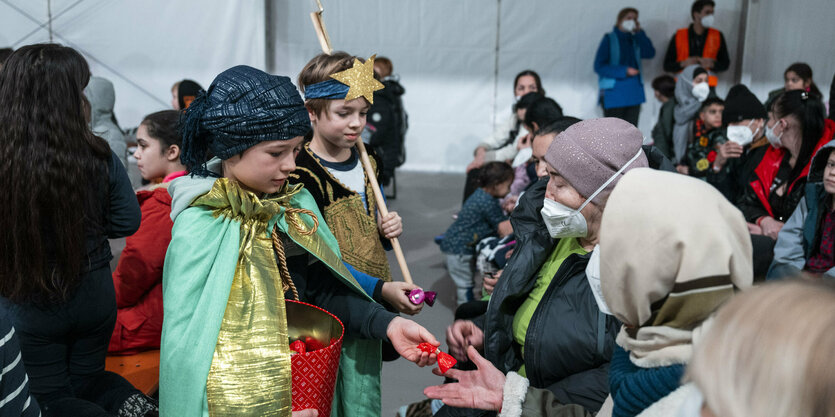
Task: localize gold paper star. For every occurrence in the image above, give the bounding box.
[330,54,384,104]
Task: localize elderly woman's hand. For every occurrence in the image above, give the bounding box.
[423,346,505,411]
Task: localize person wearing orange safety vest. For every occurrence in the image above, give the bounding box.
[663,0,730,87]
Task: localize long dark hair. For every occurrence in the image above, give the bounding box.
[514,70,544,96]
[772,89,826,184]
[785,62,822,98]
[0,44,110,303]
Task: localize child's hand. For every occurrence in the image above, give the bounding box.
[378,211,403,239]
[386,317,440,367]
[381,281,424,315]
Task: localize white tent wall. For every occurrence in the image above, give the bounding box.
[271,0,499,173]
[0,0,265,129]
[740,0,834,107]
[271,0,750,172]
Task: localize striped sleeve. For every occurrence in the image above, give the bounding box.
[0,321,41,417]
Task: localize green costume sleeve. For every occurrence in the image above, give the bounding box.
[159,206,241,417]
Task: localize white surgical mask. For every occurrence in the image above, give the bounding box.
[726,119,755,146]
[620,19,636,32]
[701,14,715,28]
[540,149,643,239]
[691,82,710,102]
[584,245,612,315]
[765,120,784,148]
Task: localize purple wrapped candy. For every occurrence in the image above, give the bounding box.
[407,288,424,304]
[406,288,437,307]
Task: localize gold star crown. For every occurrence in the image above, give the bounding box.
[329,54,385,104]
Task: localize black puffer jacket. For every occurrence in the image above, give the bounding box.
[479,178,620,413]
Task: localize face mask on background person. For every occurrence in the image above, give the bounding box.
[541,149,643,239]
[692,82,710,102]
[726,119,757,146]
[765,120,784,148]
[620,19,636,32]
[701,14,715,28]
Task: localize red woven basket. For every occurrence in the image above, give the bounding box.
[286,300,344,417]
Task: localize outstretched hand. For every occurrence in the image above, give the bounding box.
[423,346,505,411]
[387,317,439,367]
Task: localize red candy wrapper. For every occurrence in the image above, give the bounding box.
[290,340,306,354]
[437,351,457,374]
[304,336,326,352]
[416,343,457,374]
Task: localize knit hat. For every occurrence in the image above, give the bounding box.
[179,65,311,176]
[544,117,648,205]
[722,84,767,124]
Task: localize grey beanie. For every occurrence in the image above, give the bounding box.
[544,117,648,205]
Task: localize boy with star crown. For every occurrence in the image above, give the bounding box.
[291,51,424,416]
[159,65,439,417]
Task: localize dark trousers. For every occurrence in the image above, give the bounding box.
[603,104,641,127]
[1,267,142,417]
[751,234,776,282]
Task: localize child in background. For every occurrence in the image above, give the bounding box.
[109,110,186,355]
[687,97,725,176]
[769,140,835,279]
[651,74,677,160]
[441,162,514,305]
[159,65,437,416]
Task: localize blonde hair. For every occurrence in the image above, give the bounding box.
[297,51,362,116]
[687,279,835,417]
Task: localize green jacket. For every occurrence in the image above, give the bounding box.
[651,98,676,161]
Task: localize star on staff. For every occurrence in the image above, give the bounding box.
[330,54,385,104]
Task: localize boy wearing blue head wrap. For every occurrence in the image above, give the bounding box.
[159,65,439,417]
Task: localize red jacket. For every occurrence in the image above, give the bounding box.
[749,119,835,218]
[108,184,173,354]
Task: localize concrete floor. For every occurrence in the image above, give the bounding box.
[109,167,465,416]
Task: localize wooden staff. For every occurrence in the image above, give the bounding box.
[355,140,414,284]
[308,1,414,285]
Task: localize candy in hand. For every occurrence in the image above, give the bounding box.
[416,343,457,374]
[437,351,457,374]
[406,289,437,307]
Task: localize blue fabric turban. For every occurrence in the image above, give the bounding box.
[180,65,311,176]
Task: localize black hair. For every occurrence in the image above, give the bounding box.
[514,92,543,112]
[691,0,715,19]
[772,90,826,185]
[784,62,823,98]
[700,97,724,111]
[0,48,13,66]
[142,110,182,150]
[652,75,676,99]
[0,44,110,304]
[829,71,835,121]
[478,161,514,188]
[514,70,544,96]
[536,116,582,137]
[524,96,563,131]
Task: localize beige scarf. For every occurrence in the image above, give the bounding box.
[600,168,753,368]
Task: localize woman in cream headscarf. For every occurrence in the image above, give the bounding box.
[597,168,753,417]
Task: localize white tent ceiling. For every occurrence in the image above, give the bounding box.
[2,0,833,172]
